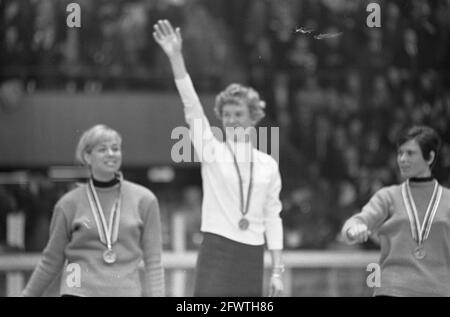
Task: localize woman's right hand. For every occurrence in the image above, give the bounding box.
[346,222,370,243]
[153,20,182,58]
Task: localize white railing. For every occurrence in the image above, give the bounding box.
[0,251,379,297]
[0,182,380,297]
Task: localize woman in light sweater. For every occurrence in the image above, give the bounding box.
[153,20,284,297]
[342,125,450,296]
[22,125,164,297]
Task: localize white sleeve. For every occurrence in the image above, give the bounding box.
[174,75,219,162]
[263,162,283,250]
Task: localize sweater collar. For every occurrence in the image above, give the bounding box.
[92,176,120,188]
[409,176,434,183]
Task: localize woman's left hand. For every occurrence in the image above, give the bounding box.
[153,20,183,58]
[269,274,283,297]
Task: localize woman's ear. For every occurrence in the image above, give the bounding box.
[83,152,91,166]
[250,112,259,126]
[427,150,436,166]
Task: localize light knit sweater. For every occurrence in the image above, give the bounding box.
[22,180,164,297]
[342,180,450,296]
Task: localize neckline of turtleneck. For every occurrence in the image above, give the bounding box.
[409,176,434,183]
[92,176,120,188]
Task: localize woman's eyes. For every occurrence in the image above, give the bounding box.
[95,147,120,153]
[224,113,242,118]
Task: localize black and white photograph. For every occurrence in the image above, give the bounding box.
[1,0,450,300]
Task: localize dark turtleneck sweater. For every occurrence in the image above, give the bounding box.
[23,179,164,297]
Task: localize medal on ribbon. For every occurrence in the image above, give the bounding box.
[86,175,122,264]
[226,142,254,231]
[401,179,442,260]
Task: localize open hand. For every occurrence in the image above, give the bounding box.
[153,20,182,58]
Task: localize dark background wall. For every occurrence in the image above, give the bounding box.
[0,92,217,167]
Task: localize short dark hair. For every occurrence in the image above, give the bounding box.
[397,125,441,166]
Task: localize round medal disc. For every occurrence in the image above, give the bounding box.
[103,249,117,264]
[238,218,249,230]
[413,246,426,260]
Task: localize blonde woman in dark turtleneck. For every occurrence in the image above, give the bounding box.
[342,126,450,297]
[22,125,164,297]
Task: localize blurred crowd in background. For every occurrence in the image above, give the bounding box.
[1,0,450,252]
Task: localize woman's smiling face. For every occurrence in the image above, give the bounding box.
[85,138,122,180]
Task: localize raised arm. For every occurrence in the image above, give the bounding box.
[153,20,187,80]
[153,20,218,161]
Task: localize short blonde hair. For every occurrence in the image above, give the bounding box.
[214,83,266,124]
[75,124,122,165]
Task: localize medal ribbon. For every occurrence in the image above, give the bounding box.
[86,175,122,250]
[226,142,254,219]
[401,179,442,245]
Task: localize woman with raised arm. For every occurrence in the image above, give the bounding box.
[153,20,284,297]
[341,126,450,296]
[22,124,164,297]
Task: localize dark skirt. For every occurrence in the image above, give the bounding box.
[194,232,264,297]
